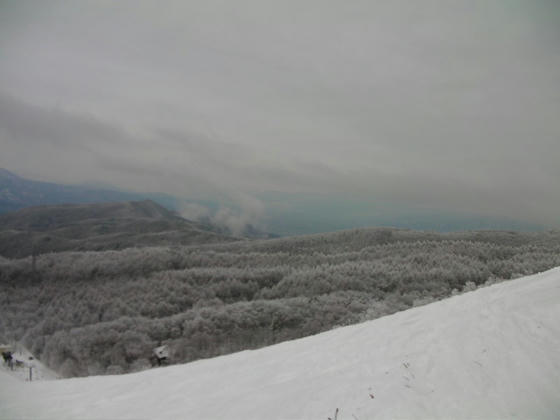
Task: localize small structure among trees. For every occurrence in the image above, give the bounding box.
[151,344,169,366]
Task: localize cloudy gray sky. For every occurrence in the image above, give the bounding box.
[1,0,559,231]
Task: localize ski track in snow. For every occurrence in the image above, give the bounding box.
[1,268,560,419]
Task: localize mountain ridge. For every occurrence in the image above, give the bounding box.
[0,168,180,214]
[0,168,277,239]
[0,199,237,258]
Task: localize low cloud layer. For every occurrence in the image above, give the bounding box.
[180,193,265,236]
[1,1,559,229]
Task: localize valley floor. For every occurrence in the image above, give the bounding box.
[1,268,560,419]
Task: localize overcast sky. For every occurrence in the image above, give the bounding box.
[1,0,559,229]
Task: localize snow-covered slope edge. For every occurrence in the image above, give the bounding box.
[0,346,59,382]
[2,268,560,420]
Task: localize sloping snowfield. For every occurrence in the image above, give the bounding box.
[2,268,560,420]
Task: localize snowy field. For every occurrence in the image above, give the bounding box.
[1,268,560,420]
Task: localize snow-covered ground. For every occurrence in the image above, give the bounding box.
[1,268,560,420]
[0,346,59,383]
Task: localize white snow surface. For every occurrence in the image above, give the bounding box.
[2,268,560,420]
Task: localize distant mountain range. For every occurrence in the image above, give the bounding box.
[0,199,237,258]
[0,168,544,238]
[0,168,179,214]
[0,169,276,243]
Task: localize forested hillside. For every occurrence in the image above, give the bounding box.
[0,200,235,258]
[1,228,559,377]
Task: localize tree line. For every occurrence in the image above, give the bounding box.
[1,228,559,377]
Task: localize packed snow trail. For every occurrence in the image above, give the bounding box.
[1,268,560,419]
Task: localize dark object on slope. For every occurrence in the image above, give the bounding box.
[1,351,13,363]
[2,351,13,370]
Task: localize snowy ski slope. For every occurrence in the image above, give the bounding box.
[1,268,560,419]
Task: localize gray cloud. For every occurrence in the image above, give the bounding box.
[1,1,559,228]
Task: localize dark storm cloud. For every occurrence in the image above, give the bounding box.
[0,0,559,226]
[0,93,341,200]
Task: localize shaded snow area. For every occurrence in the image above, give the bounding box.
[2,268,560,420]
